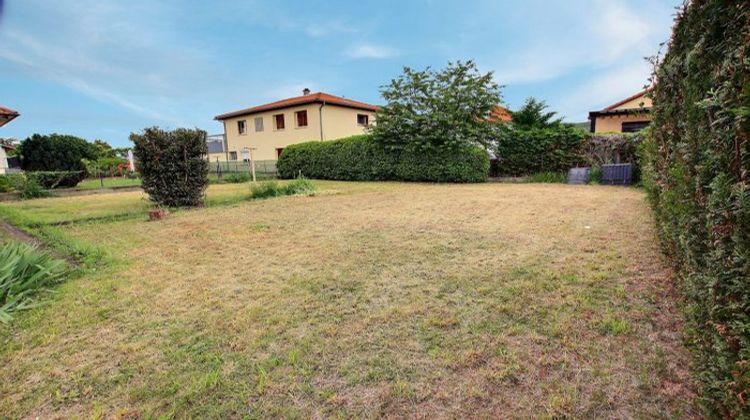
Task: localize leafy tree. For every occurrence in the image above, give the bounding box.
[17,133,96,172]
[511,97,562,129]
[372,60,502,152]
[131,127,208,207]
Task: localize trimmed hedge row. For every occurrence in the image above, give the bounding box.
[644,1,749,415]
[277,135,489,183]
[492,125,586,176]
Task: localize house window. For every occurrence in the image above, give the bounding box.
[237,120,247,135]
[229,151,238,161]
[357,114,369,126]
[274,114,285,130]
[621,121,649,133]
[276,148,284,158]
[295,110,308,127]
[254,117,264,132]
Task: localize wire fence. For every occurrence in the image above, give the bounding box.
[209,160,278,176]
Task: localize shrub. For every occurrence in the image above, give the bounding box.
[27,171,86,189]
[131,127,209,207]
[284,178,316,196]
[644,1,749,415]
[492,125,586,176]
[0,241,66,323]
[588,167,602,185]
[277,135,489,183]
[527,172,566,184]
[224,172,251,183]
[16,177,50,199]
[250,179,316,199]
[583,133,645,182]
[0,174,24,193]
[17,133,96,173]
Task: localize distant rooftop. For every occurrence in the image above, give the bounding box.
[0,106,20,128]
[215,91,380,121]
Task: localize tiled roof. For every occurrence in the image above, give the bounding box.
[600,88,654,112]
[215,92,380,120]
[0,106,19,128]
[489,106,512,122]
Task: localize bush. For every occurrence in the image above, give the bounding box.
[277,135,489,183]
[250,178,316,199]
[17,133,96,173]
[27,171,86,189]
[16,177,50,199]
[492,125,586,176]
[223,172,251,183]
[0,174,24,193]
[0,241,66,323]
[644,1,750,415]
[131,127,209,207]
[527,172,566,184]
[583,133,645,182]
[588,167,602,185]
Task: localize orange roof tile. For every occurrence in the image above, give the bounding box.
[215,92,380,120]
[0,106,19,127]
[489,106,512,122]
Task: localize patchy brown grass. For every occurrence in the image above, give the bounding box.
[0,182,696,417]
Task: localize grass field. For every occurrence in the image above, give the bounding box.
[77,177,142,190]
[0,182,695,417]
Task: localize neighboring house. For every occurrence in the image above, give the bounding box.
[205,134,226,162]
[489,106,513,122]
[0,106,19,128]
[214,89,379,162]
[0,106,20,174]
[588,89,653,133]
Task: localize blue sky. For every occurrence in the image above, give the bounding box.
[0,0,677,147]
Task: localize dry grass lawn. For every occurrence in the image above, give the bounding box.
[0,182,695,417]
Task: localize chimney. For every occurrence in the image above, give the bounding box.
[302,88,311,96]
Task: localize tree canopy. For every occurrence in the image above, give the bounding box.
[372,60,502,152]
[511,97,562,129]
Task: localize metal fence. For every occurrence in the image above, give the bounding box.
[209,160,277,176]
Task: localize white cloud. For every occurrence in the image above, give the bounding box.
[346,44,399,60]
[488,0,660,85]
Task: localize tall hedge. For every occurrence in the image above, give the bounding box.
[277,135,489,183]
[643,0,749,415]
[18,133,95,172]
[131,127,209,207]
[492,125,586,176]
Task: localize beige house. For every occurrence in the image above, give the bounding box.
[589,89,653,133]
[214,90,379,164]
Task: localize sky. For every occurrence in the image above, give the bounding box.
[0,0,678,147]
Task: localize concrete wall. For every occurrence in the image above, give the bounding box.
[220,104,376,161]
[0,147,7,174]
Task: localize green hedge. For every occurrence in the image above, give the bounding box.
[277,135,489,183]
[643,1,749,415]
[131,127,209,207]
[28,171,86,189]
[493,125,586,176]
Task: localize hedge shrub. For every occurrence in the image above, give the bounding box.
[131,127,209,207]
[643,1,749,415]
[27,171,86,189]
[18,133,95,173]
[277,135,489,183]
[492,125,586,176]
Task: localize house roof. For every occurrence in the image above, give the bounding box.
[0,106,20,128]
[215,92,380,120]
[599,87,654,112]
[489,106,512,122]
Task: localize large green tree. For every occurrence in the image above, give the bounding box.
[372,60,502,152]
[18,133,96,172]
